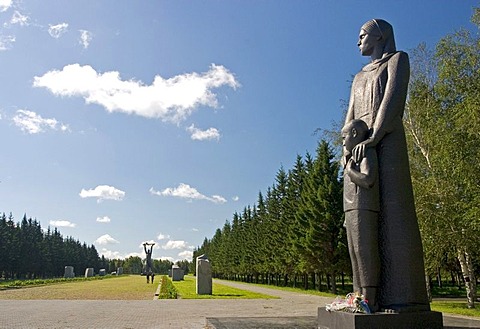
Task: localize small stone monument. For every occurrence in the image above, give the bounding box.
[117,267,123,275]
[84,267,94,278]
[171,265,184,281]
[196,254,212,295]
[99,269,106,276]
[64,266,75,278]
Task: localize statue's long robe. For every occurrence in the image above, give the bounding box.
[346,51,429,311]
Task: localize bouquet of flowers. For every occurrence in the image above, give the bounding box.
[325,292,371,314]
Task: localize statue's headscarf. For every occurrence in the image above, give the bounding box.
[361,19,396,55]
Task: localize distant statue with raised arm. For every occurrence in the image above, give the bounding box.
[143,242,155,283]
[344,19,429,312]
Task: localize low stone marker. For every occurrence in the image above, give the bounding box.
[84,267,94,278]
[196,254,212,295]
[171,265,184,281]
[64,266,75,278]
[117,267,123,275]
[99,269,106,276]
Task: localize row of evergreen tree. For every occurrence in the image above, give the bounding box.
[193,141,348,294]
[0,213,101,279]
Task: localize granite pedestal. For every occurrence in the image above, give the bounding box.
[318,307,443,329]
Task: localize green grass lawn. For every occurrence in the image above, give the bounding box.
[0,275,157,300]
[431,301,480,317]
[171,276,277,299]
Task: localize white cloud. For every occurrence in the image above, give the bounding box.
[160,256,174,262]
[99,248,122,259]
[95,234,119,245]
[79,30,92,49]
[48,23,68,38]
[33,63,239,124]
[0,0,12,12]
[0,35,15,51]
[150,184,226,204]
[96,216,111,223]
[192,228,199,232]
[80,185,125,202]
[5,11,29,27]
[161,240,187,250]
[187,124,220,141]
[232,196,239,202]
[157,233,170,240]
[49,220,76,228]
[12,109,70,134]
[178,250,193,261]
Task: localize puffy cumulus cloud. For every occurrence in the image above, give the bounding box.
[232,196,239,202]
[48,23,68,38]
[7,11,29,26]
[178,250,193,261]
[0,0,12,12]
[186,124,220,141]
[157,233,170,240]
[96,216,111,223]
[160,256,174,262]
[0,35,15,51]
[33,63,239,124]
[12,109,70,134]
[80,185,125,202]
[161,240,187,250]
[49,220,76,228]
[95,234,119,245]
[150,184,226,204]
[79,30,92,49]
[99,248,122,259]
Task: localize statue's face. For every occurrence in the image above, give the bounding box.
[341,128,356,153]
[358,29,380,56]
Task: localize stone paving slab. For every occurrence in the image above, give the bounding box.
[0,279,479,328]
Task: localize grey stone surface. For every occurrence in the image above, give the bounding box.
[171,265,184,281]
[206,316,317,329]
[116,267,123,275]
[84,267,94,278]
[344,18,429,312]
[196,254,212,295]
[64,266,75,278]
[317,307,443,329]
[0,279,478,328]
[99,268,106,276]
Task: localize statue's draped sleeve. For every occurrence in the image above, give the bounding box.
[370,52,410,144]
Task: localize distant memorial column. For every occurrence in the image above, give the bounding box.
[84,267,94,278]
[64,266,75,278]
[196,254,212,295]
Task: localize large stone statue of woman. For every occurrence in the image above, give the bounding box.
[344,19,429,312]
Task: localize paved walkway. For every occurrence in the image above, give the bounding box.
[0,279,479,328]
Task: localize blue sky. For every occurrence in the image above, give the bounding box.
[0,0,476,263]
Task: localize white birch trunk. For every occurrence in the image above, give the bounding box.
[457,248,476,309]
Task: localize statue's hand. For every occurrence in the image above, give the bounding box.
[345,158,355,175]
[352,137,375,162]
[352,142,366,163]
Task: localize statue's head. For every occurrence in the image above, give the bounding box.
[359,19,396,57]
[342,119,369,152]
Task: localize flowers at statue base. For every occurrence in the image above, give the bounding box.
[325,292,371,314]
